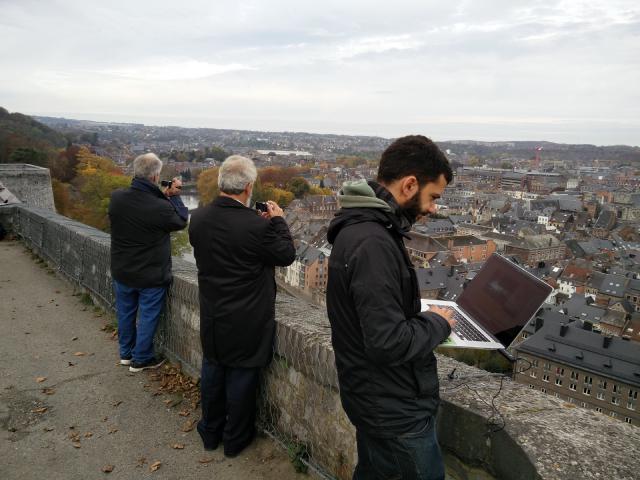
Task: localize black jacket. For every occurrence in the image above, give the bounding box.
[326,192,451,437]
[188,196,295,368]
[109,178,188,288]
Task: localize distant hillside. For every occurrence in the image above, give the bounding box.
[0,107,67,164]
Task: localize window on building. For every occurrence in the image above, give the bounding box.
[610,412,617,418]
[567,397,575,404]
[627,401,636,411]
[532,359,539,368]
[555,378,563,386]
[530,371,537,378]
[595,407,603,413]
[529,384,535,389]
[597,392,605,400]
[625,417,632,424]
[612,397,620,406]
[544,362,551,371]
[543,374,550,382]
[541,387,547,393]
[556,367,565,376]
[629,390,638,400]
[570,383,577,391]
[581,402,587,408]
[598,379,608,389]
[571,371,579,380]
[584,376,593,385]
[583,386,591,395]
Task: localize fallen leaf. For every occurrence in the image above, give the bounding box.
[181,419,197,432]
[178,410,190,417]
[172,443,185,450]
[43,426,55,432]
[149,461,162,472]
[71,336,78,341]
[108,427,118,434]
[198,457,215,464]
[73,352,87,357]
[68,432,80,441]
[101,465,114,473]
[112,400,123,407]
[32,407,48,414]
[136,457,147,467]
[84,432,93,438]
[163,399,173,405]
[102,417,108,422]
[68,362,76,367]
[72,442,81,449]
[36,377,47,383]
[42,388,56,395]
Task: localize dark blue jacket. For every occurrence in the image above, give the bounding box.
[109,177,188,288]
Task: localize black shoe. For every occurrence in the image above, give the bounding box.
[224,434,255,458]
[128,357,165,372]
[197,423,220,451]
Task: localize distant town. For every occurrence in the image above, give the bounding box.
[33,114,640,427]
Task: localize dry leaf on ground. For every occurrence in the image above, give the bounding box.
[198,457,216,464]
[101,465,114,473]
[149,461,162,472]
[73,352,87,357]
[172,443,185,449]
[72,442,81,449]
[181,419,197,432]
[178,409,190,417]
[42,387,56,395]
[112,400,123,407]
[31,407,47,414]
[36,377,47,383]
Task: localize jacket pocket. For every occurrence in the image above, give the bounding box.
[412,360,439,397]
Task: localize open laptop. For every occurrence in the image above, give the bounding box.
[422,253,552,350]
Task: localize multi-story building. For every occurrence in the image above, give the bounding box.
[513,321,640,426]
[504,234,566,266]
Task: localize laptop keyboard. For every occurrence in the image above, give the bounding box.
[431,305,488,342]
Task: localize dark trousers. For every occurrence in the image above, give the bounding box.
[198,357,260,453]
[353,417,445,480]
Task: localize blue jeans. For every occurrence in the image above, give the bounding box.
[113,280,166,363]
[353,417,445,480]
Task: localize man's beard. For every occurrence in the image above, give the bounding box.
[398,190,423,226]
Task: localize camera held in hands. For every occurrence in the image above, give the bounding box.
[255,201,268,213]
[160,180,172,188]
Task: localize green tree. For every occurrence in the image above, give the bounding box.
[286,177,311,199]
[8,147,49,167]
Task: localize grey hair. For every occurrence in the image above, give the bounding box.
[218,155,257,194]
[133,153,163,180]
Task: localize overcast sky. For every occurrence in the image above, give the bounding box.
[1,0,639,145]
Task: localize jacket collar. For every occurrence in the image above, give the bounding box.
[130,177,166,199]
[214,196,251,209]
[368,181,412,236]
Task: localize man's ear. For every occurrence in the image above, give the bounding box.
[401,176,419,199]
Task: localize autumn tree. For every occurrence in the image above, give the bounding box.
[196,167,220,205]
[286,177,311,199]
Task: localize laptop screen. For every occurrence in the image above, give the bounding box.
[457,254,552,346]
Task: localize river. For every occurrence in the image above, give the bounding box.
[179,194,199,264]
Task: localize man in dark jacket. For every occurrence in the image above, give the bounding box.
[327,135,456,480]
[189,155,295,457]
[109,153,188,372]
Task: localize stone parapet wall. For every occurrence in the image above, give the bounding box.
[0,164,55,211]
[4,204,640,480]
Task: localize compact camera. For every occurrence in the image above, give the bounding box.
[255,201,268,213]
[160,180,172,188]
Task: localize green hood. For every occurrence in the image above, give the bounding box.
[338,180,392,212]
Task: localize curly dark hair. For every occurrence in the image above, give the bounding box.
[377,135,453,186]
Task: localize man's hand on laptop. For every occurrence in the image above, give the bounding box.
[428,306,456,329]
